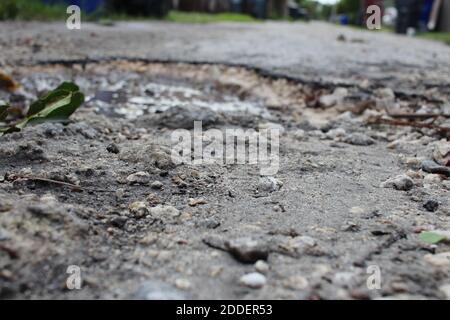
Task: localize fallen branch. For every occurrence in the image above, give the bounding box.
[368,117,450,133]
[387,113,450,120]
[7,175,113,193]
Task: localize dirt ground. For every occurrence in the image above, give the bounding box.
[0,21,450,300]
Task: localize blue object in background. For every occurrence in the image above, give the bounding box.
[42,0,104,13]
[419,0,434,29]
[420,0,434,21]
[339,14,349,25]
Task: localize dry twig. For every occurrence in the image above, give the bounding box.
[9,175,113,193]
[368,116,450,133]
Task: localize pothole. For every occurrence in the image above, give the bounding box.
[3,60,336,129]
[3,60,448,135]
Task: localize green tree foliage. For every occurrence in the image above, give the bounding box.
[0,0,19,20]
[0,0,67,21]
[296,0,334,20]
[336,0,361,24]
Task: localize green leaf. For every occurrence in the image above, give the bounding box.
[420,231,446,244]
[26,82,80,117]
[55,82,79,93]
[0,82,84,137]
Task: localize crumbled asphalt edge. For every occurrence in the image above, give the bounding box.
[3,56,444,104]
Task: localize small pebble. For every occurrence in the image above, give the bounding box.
[225,238,269,263]
[106,143,120,154]
[423,200,439,212]
[257,176,283,193]
[188,198,207,206]
[174,278,191,290]
[127,171,151,185]
[151,181,164,189]
[380,175,414,191]
[239,272,267,289]
[254,260,270,273]
[109,216,128,229]
[147,193,161,205]
[128,201,149,218]
[150,205,180,218]
[343,133,374,146]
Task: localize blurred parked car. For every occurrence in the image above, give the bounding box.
[395,0,423,34]
[287,1,309,21]
[107,0,170,17]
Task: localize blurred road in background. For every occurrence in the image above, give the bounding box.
[1,21,449,90]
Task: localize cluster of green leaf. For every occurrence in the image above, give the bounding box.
[0,82,84,136]
[0,0,69,21]
[0,0,19,20]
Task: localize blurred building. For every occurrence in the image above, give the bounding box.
[43,0,288,19]
[172,0,288,19]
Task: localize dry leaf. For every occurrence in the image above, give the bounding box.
[0,71,19,92]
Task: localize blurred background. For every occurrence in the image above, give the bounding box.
[0,0,449,43]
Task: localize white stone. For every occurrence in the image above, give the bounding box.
[150,205,180,218]
[239,272,267,289]
[174,278,191,290]
[126,171,151,185]
[254,260,270,274]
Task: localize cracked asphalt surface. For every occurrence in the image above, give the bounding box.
[0,21,449,300]
[2,21,450,87]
